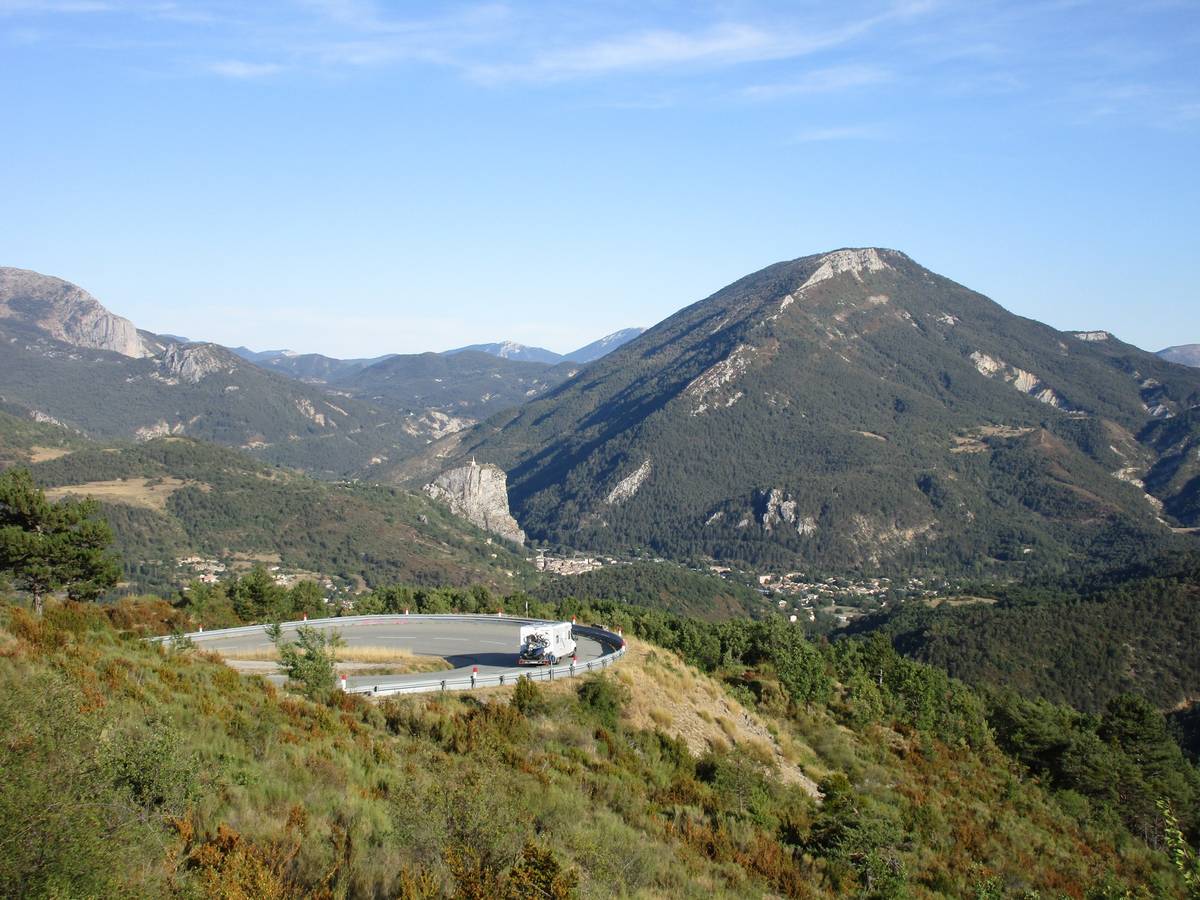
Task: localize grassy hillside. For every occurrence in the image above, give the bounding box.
[11,436,532,594]
[1,596,1194,898]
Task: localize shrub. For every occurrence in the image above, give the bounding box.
[577,675,628,731]
[274,624,344,699]
[511,676,547,717]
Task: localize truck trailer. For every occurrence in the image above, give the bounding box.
[517,622,576,666]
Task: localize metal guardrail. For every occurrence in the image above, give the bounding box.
[155,614,628,697]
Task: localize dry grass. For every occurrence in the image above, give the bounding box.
[926,596,998,609]
[614,641,821,797]
[416,639,822,796]
[44,477,194,511]
[218,645,451,674]
[29,446,73,463]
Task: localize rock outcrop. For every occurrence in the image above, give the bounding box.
[968,350,1066,408]
[424,461,526,545]
[605,459,651,505]
[757,488,818,536]
[158,343,235,383]
[0,267,153,358]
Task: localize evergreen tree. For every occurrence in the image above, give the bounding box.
[0,468,119,614]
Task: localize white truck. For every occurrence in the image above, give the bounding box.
[517,622,576,666]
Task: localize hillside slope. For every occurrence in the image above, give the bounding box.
[5,433,531,593]
[399,248,1200,576]
[0,598,1190,898]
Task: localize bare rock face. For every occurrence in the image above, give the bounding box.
[0,267,153,358]
[158,343,235,383]
[757,488,818,536]
[424,461,526,545]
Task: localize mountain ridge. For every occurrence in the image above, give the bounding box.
[394,247,1200,576]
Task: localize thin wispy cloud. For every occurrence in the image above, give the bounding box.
[0,0,114,13]
[465,3,933,84]
[742,65,893,100]
[790,124,886,143]
[208,59,282,78]
[1,0,1196,133]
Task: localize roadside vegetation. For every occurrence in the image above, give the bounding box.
[2,471,1199,896]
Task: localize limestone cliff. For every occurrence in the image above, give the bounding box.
[158,343,236,383]
[0,266,153,358]
[424,461,526,545]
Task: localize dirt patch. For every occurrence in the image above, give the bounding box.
[228,551,284,570]
[951,425,1036,454]
[44,477,194,511]
[926,595,998,608]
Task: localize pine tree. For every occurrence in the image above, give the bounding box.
[0,469,119,614]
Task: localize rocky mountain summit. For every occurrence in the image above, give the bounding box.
[404,247,1200,575]
[0,266,154,358]
[423,460,526,545]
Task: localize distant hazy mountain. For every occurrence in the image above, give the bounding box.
[443,341,563,364]
[563,327,645,363]
[341,350,573,430]
[444,331,644,366]
[1159,344,1200,367]
[399,248,1200,577]
[232,347,396,383]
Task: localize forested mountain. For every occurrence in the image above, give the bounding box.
[851,553,1200,714]
[397,248,1200,577]
[0,415,530,593]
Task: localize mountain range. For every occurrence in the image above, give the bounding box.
[231,330,645,382]
[0,267,633,477]
[3,256,1198,579]
[392,248,1200,576]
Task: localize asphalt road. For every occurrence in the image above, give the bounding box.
[190,617,609,691]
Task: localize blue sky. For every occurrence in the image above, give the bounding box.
[1,1,1196,357]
